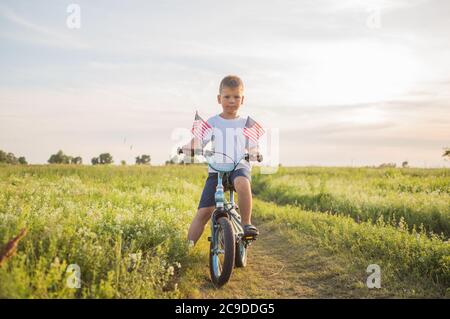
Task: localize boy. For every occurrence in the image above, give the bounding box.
[181,75,260,246]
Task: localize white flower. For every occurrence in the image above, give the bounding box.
[129,252,142,263]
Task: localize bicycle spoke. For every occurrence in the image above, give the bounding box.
[219,232,225,248]
[218,227,226,274]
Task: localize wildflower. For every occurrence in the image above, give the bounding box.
[51,257,61,268]
[129,253,138,263]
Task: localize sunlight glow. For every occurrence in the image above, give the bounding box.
[293,41,421,106]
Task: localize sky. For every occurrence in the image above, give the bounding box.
[0,0,449,167]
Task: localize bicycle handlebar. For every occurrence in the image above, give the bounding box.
[177,147,263,163]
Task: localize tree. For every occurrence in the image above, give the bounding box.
[6,152,18,164]
[71,156,82,165]
[165,154,185,165]
[378,163,396,168]
[0,150,6,163]
[135,154,151,165]
[165,155,176,165]
[0,150,27,165]
[443,148,450,161]
[48,150,82,164]
[402,161,409,168]
[48,150,71,164]
[92,153,114,165]
[18,157,28,165]
[99,153,113,164]
[121,160,127,166]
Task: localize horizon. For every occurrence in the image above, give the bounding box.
[2,152,447,169]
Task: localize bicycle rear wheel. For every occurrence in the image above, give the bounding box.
[209,217,235,287]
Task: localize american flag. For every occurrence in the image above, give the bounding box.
[243,116,265,142]
[191,111,212,140]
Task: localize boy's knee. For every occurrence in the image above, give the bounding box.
[196,206,215,223]
[233,176,251,192]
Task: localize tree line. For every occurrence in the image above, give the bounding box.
[0,149,151,165]
[2,148,450,166]
[0,150,27,165]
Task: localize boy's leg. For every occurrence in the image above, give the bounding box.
[187,206,215,244]
[189,173,217,246]
[233,176,252,225]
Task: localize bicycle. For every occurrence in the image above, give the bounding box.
[177,147,262,287]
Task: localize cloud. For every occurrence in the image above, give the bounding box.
[0,5,88,49]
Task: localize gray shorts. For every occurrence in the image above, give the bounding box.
[198,168,251,209]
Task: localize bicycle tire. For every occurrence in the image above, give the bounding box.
[209,217,235,287]
[235,240,247,268]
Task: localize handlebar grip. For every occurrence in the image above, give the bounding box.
[178,147,202,156]
[204,150,214,157]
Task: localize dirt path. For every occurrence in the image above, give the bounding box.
[197,220,377,298]
[193,218,389,298]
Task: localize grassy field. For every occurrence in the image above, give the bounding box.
[0,164,449,298]
[253,167,450,236]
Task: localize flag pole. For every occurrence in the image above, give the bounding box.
[245,116,249,152]
[192,110,198,158]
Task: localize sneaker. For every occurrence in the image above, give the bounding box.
[243,224,259,238]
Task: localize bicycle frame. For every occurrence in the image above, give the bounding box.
[210,167,252,278]
[211,171,245,236]
[209,151,248,227]
[176,146,259,285]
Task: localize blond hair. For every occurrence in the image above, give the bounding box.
[219,75,244,93]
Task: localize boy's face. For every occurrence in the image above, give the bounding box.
[217,86,244,115]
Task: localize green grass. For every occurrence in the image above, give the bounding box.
[253,167,450,237]
[0,165,207,298]
[253,199,450,297]
[0,165,448,298]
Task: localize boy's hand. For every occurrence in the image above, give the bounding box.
[248,153,263,162]
[179,146,196,157]
[179,138,203,156]
[247,146,263,162]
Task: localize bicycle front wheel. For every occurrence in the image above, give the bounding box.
[209,217,235,287]
[235,240,247,268]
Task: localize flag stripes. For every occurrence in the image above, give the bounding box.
[191,111,212,140]
[243,116,265,142]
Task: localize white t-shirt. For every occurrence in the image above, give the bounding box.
[202,114,257,173]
